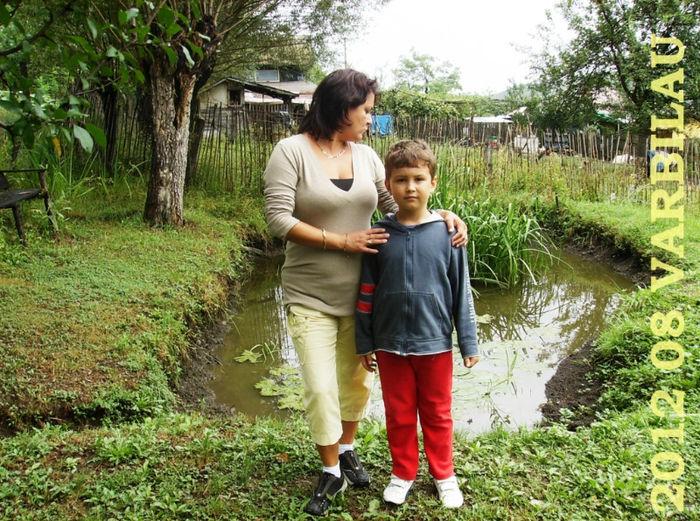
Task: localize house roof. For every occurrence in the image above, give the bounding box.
[202,77,298,102]
[469,115,513,123]
[257,80,317,95]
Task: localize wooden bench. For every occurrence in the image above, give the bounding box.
[0,168,57,245]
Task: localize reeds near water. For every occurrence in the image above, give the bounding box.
[430,190,555,288]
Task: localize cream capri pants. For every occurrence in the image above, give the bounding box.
[287,304,374,446]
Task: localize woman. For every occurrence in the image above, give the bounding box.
[263,69,466,516]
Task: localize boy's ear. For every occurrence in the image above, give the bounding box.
[430,176,438,190]
[384,179,392,194]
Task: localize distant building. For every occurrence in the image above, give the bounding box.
[198,77,298,111]
[198,66,316,113]
[196,69,316,140]
[251,67,316,109]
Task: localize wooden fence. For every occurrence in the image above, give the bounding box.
[86,99,699,203]
[368,116,699,204]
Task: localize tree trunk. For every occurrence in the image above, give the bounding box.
[99,83,119,177]
[144,60,196,226]
[186,114,205,187]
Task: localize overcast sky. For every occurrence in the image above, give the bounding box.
[340,0,572,96]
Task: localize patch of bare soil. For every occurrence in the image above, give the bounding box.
[539,240,649,430]
[176,312,236,416]
[540,338,602,429]
[175,242,283,417]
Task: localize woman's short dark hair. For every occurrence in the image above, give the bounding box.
[299,69,378,140]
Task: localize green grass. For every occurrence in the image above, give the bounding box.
[0,176,268,430]
[0,408,697,520]
[369,137,700,206]
[1,157,698,520]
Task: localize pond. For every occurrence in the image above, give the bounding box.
[207,250,635,434]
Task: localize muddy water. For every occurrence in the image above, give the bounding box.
[208,250,635,434]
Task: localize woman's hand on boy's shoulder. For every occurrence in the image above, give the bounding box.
[436,210,468,247]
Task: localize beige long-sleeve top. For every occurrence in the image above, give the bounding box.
[263,134,397,316]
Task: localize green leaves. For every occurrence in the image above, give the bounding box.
[73,126,94,154]
[166,23,183,38]
[119,8,140,25]
[1,4,111,155]
[530,0,700,131]
[2,0,215,153]
[0,3,11,25]
[234,349,263,363]
[393,50,463,96]
[85,123,107,148]
[162,45,178,66]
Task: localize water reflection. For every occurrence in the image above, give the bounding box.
[208,250,635,434]
[207,260,296,417]
[451,250,634,433]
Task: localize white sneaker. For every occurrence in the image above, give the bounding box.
[383,474,414,505]
[434,475,464,508]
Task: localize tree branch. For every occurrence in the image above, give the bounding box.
[0,1,74,57]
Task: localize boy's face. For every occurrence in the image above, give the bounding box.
[385,164,437,213]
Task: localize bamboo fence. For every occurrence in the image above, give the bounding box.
[85,99,699,204]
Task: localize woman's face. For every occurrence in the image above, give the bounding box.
[337,92,375,142]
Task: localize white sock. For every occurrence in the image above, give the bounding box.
[338,443,354,455]
[323,463,341,478]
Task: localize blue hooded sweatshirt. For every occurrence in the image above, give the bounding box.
[355,212,479,358]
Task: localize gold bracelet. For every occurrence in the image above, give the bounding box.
[343,233,348,252]
[321,228,327,250]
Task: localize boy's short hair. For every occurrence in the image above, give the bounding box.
[384,139,436,180]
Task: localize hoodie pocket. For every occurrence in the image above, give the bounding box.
[373,292,406,335]
[410,292,450,339]
[374,291,449,341]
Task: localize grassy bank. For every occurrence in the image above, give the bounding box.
[0,177,269,430]
[1,177,698,519]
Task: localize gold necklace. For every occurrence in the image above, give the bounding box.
[318,140,347,159]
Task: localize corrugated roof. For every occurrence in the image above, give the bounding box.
[469,116,513,123]
[256,80,317,95]
[202,77,297,102]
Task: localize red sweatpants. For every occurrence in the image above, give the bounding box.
[376,350,454,481]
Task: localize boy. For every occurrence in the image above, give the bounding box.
[355,139,479,508]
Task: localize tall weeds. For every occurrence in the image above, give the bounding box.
[431,187,555,287]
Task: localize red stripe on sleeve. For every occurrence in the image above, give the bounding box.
[360,283,375,295]
[356,300,372,313]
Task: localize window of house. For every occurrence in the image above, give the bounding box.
[280,69,305,82]
[255,69,280,82]
[228,89,242,105]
